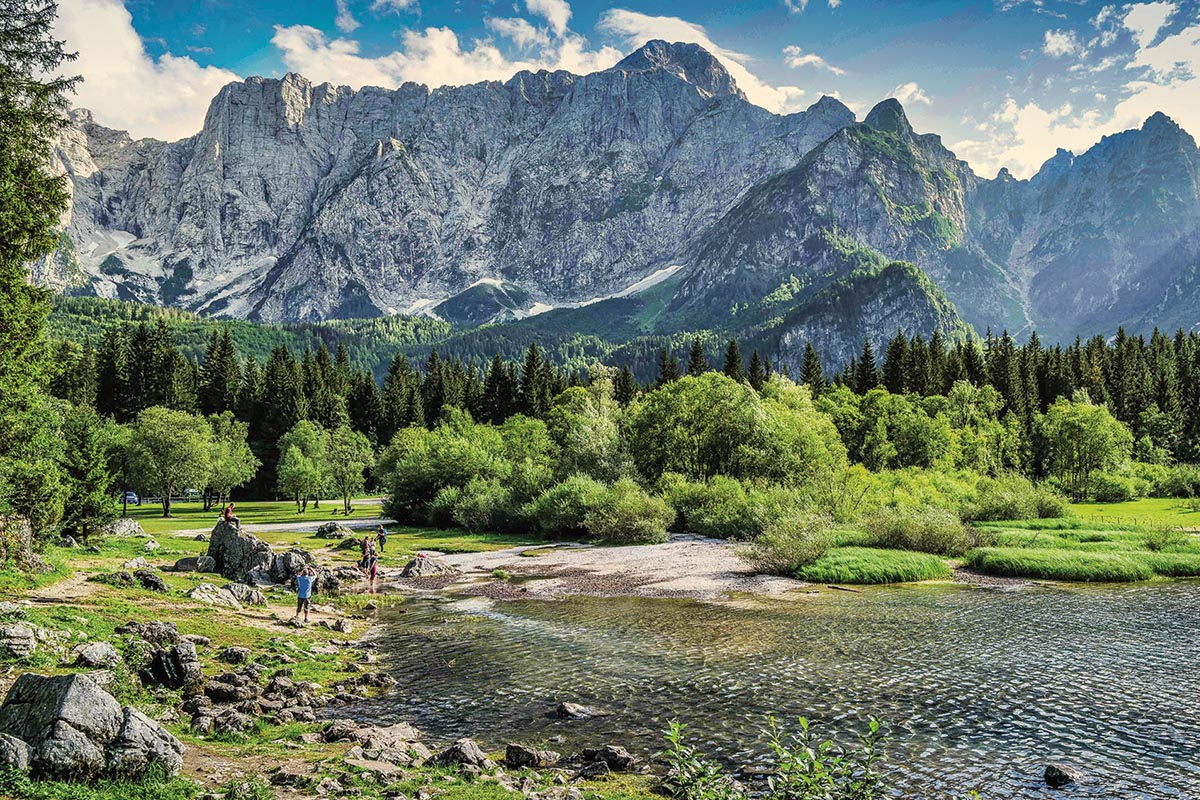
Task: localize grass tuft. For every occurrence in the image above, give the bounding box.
[964,547,1155,582]
[798,547,950,584]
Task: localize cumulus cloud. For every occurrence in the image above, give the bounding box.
[597,9,807,112]
[782,45,845,74]
[369,0,417,12]
[486,17,550,50]
[526,0,572,37]
[53,0,240,140]
[1043,28,1081,57]
[784,0,841,11]
[889,81,931,105]
[335,0,361,34]
[1122,1,1176,47]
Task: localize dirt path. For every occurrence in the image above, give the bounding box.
[412,533,809,601]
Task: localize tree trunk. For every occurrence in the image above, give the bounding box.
[295,494,302,514]
[162,491,172,518]
[343,493,351,515]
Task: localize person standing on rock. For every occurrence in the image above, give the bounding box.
[295,566,316,624]
[376,524,388,553]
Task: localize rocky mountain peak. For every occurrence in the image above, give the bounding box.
[863,98,913,136]
[611,40,745,100]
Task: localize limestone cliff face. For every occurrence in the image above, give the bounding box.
[41,40,1200,344]
[45,41,854,323]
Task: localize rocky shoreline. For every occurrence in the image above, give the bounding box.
[0,519,662,800]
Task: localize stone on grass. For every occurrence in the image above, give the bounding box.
[1045,763,1083,788]
[139,642,203,691]
[121,557,149,570]
[74,641,121,669]
[0,601,27,619]
[223,582,267,607]
[576,761,611,780]
[173,555,217,573]
[505,743,560,769]
[143,540,159,553]
[114,620,179,647]
[105,519,145,538]
[218,646,252,665]
[316,522,354,540]
[0,673,182,780]
[133,569,167,592]
[185,583,243,610]
[94,571,135,589]
[432,738,495,770]
[0,624,37,659]
[181,634,210,647]
[0,733,31,771]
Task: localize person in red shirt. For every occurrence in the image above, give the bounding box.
[222,502,241,529]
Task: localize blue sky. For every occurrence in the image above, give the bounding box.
[55,0,1200,177]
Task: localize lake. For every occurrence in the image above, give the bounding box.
[357,581,1200,798]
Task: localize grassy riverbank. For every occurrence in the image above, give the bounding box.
[0,522,660,800]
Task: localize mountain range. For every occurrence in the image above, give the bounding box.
[37,40,1200,371]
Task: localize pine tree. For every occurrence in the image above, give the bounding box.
[853,339,880,393]
[519,343,550,417]
[748,350,767,391]
[800,342,825,396]
[882,330,908,394]
[928,330,948,394]
[380,354,421,442]
[722,339,744,382]
[905,334,930,396]
[686,337,708,376]
[614,365,637,406]
[347,370,383,442]
[656,348,680,387]
[96,326,131,421]
[199,330,239,416]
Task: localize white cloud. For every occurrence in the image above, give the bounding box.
[526,0,571,38]
[271,22,623,92]
[486,17,550,50]
[1043,28,1081,57]
[335,0,361,34]
[785,0,841,11]
[890,81,931,105]
[1122,1,1176,48]
[782,45,845,74]
[369,0,417,12]
[53,0,240,140]
[597,10,807,112]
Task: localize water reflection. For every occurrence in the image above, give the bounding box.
[356,582,1200,798]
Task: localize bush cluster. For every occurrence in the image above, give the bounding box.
[864,505,976,556]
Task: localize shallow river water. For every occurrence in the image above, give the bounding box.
[358,581,1200,798]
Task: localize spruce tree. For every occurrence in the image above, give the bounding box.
[882,330,908,394]
[853,339,880,393]
[96,326,131,421]
[347,371,383,442]
[656,348,680,387]
[519,343,549,417]
[722,339,744,382]
[686,337,708,376]
[800,342,825,396]
[928,330,948,394]
[748,350,767,391]
[614,365,637,406]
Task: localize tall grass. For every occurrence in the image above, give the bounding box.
[964,547,1154,582]
[798,547,950,584]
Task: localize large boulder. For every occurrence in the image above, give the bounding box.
[205,521,274,582]
[0,673,183,780]
[223,583,267,607]
[104,518,146,538]
[400,554,458,578]
[139,642,203,691]
[133,569,166,593]
[0,732,30,771]
[74,642,121,669]
[173,555,217,573]
[1044,763,1083,788]
[431,738,494,770]
[270,548,315,584]
[505,743,560,769]
[185,583,243,610]
[114,620,178,648]
[315,522,354,540]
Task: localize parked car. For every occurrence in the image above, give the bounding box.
[119,491,140,506]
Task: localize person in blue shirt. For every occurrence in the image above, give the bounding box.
[295,566,316,623]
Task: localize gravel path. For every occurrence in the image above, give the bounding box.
[425,533,810,601]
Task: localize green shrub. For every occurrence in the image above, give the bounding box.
[452,477,515,532]
[1089,472,1139,502]
[1159,464,1200,498]
[426,486,461,528]
[1143,527,1189,552]
[585,478,674,544]
[660,475,806,540]
[964,547,1154,582]
[1129,462,1171,497]
[0,766,201,800]
[963,474,1068,521]
[525,475,607,538]
[865,505,974,555]
[797,547,950,584]
[659,722,746,800]
[740,513,835,576]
